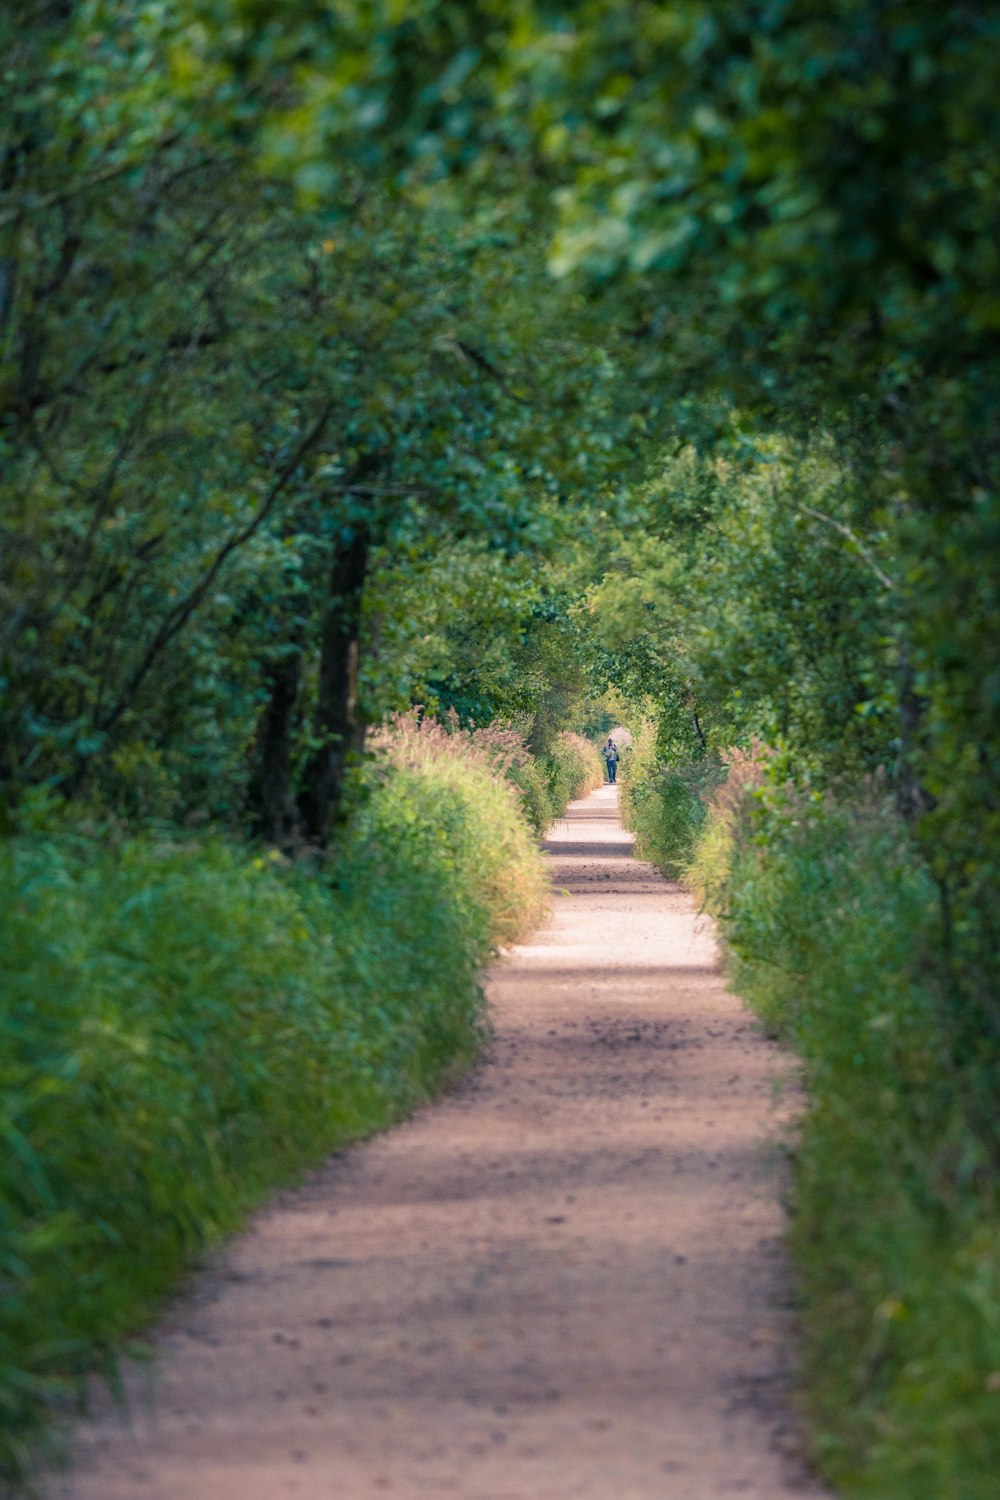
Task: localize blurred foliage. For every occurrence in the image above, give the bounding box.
[618,719,724,879]
[210,0,1000,1079]
[596,439,896,781]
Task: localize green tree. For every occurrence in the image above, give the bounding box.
[2,7,650,843]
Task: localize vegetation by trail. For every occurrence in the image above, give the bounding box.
[3,5,999,1497]
[0,716,598,1484]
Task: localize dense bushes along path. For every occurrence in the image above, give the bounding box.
[55,788,825,1500]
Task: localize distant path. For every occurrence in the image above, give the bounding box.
[57,786,826,1500]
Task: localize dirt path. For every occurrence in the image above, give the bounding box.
[57,786,826,1500]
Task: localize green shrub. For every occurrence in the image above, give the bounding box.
[0,725,547,1487]
[618,721,723,877]
[373,716,550,946]
[537,731,605,822]
[451,718,602,836]
[507,755,555,835]
[702,787,1000,1499]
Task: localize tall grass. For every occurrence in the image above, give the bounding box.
[539,729,605,811]
[374,713,550,945]
[396,713,603,836]
[618,720,724,877]
[627,726,1000,1498]
[506,730,605,834]
[714,789,1000,1499]
[0,719,548,1488]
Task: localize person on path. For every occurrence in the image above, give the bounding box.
[603,737,620,784]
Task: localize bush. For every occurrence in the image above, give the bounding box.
[538,731,605,818]
[631,731,1000,1495]
[618,721,724,877]
[700,785,1000,1499]
[424,716,603,836]
[506,755,556,836]
[0,722,547,1487]
[372,715,550,946]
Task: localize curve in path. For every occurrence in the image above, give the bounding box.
[57,785,826,1500]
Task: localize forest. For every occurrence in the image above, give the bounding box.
[2,3,999,1495]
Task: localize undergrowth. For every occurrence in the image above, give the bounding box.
[0,718,549,1489]
[407,714,603,836]
[531,730,605,823]
[627,742,1000,1498]
[618,719,723,877]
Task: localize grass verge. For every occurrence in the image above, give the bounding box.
[0,721,547,1489]
[712,790,1000,1499]
[415,716,604,836]
[628,741,1000,1498]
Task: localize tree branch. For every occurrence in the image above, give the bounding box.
[97,403,334,735]
[444,337,533,405]
[0,140,181,228]
[797,503,896,591]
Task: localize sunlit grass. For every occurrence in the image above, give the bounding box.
[618,720,724,876]
[0,719,553,1488]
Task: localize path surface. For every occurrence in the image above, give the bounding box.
[57,786,826,1500]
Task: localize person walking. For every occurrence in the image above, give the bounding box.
[603,736,620,784]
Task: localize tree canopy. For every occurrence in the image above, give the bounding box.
[4,7,1000,1491]
[3,4,660,843]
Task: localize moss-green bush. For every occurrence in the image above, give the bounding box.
[507,755,555,836]
[0,727,547,1487]
[538,731,605,820]
[374,718,549,946]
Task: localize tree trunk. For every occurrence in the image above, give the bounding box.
[253,645,303,848]
[297,527,370,846]
[896,639,934,823]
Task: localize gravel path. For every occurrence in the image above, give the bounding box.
[57,785,826,1500]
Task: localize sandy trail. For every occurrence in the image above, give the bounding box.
[56,785,825,1500]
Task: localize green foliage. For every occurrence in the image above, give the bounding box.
[0,725,546,1486]
[426,575,610,766]
[1,8,644,841]
[502,752,555,839]
[701,788,1000,1498]
[245,0,1000,1184]
[541,730,605,815]
[592,439,896,781]
[6,6,1000,1493]
[620,715,1000,1494]
[619,719,723,878]
[502,731,602,836]
[372,714,549,943]
[599,405,1000,1496]
[387,716,602,839]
